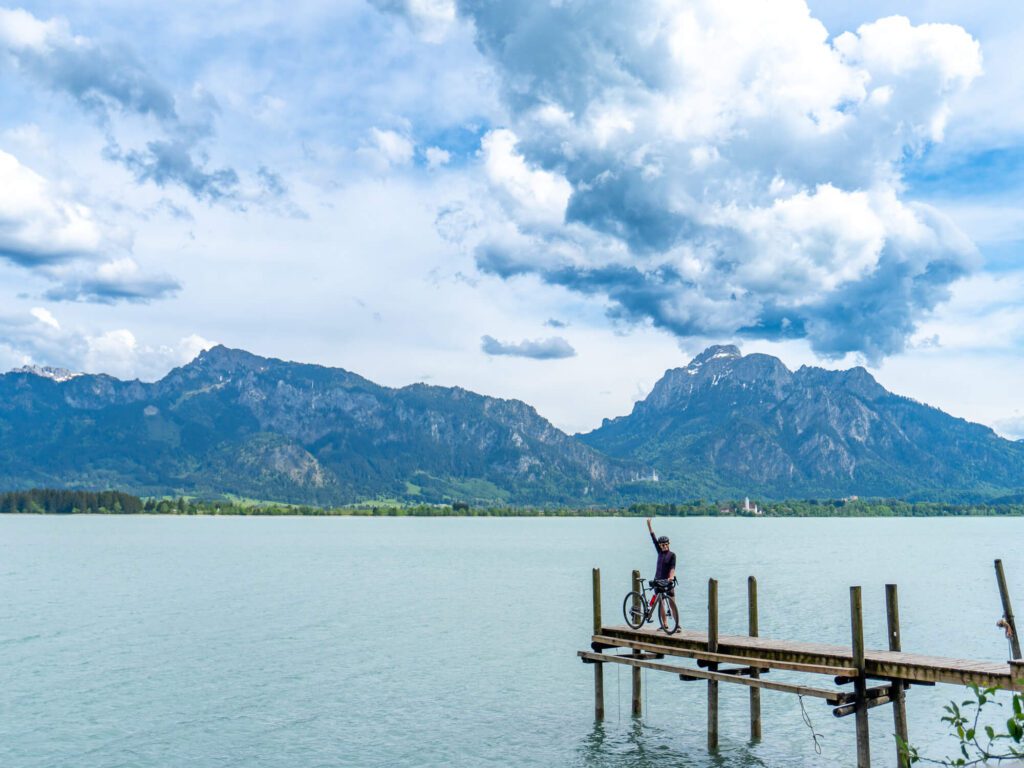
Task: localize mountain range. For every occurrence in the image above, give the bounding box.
[1,344,1022,504]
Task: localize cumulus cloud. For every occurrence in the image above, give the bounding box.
[0,7,240,202]
[0,148,180,303]
[361,128,416,169]
[452,1,983,361]
[480,334,576,359]
[480,129,571,229]
[424,145,451,169]
[0,307,214,379]
[0,148,103,265]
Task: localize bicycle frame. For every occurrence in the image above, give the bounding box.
[638,583,667,624]
[623,578,678,634]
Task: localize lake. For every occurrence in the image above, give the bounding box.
[1,516,1022,767]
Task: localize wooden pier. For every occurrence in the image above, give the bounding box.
[580,563,1024,768]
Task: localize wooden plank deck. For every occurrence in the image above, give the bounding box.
[595,624,1020,689]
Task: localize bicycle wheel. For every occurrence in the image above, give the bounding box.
[622,591,646,629]
[658,595,680,634]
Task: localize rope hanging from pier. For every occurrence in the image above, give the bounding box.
[798,694,824,755]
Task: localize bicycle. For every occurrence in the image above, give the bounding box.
[622,577,679,634]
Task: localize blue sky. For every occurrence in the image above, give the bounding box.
[0,0,1022,437]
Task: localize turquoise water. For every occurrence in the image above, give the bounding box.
[1,516,1022,767]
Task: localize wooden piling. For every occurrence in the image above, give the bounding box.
[632,569,642,716]
[995,559,1022,660]
[748,575,762,741]
[886,584,909,767]
[592,568,604,720]
[1011,660,1024,691]
[850,586,871,768]
[708,578,719,751]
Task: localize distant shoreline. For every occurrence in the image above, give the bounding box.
[4,511,1024,518]
[3,489,1023,517]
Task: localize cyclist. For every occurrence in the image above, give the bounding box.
[646,517,677,630]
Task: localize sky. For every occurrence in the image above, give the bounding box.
[0,0,1022,438]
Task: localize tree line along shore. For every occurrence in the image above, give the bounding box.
[2,489,1024,517]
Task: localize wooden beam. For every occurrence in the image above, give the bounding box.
[851,585,871,768]
[708,578,719,752]
[582,652,665,663]
[577,651,845,703]
[596,624,1017,688]
[836,675,932,687]
[995,559,1022,660]
[591,634,858,677]
[835,684,901,706]
[834,694,895,718]
[887,584,910,768]
[749,575,762,742]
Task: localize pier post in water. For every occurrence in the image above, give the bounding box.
[748,576,762,741]
[995,559,1022,660]
[632,569,642,716]
[707,578,719,751]
[886,584,910,768]
[850,586,871,768]
[592,568,604,720]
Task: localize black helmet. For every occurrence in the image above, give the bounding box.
[657,535,670,544]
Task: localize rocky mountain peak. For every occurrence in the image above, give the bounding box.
[639,345,792,412]
[794,365,887,401]
[191,345,267,371]
[688,344,742,367]
[11,364,82,383]
[158,345,272,390]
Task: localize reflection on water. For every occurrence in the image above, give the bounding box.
[576,716,770,768]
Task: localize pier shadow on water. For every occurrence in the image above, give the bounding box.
[575,718,768,768]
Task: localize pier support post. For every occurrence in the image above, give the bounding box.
[995,559,1022,660]
[708,578,719,751]
[851,586,871,768]
[592,568,604,720]
[1011,660,1024,692]
[748,576,762,741]
[632,569,642,716]
[886,584,909,768]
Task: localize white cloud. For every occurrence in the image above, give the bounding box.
[0,149,103,265]
[29,307,59,329]
[0,7,65,50]
[0,307,214,379]
[480,129,571,229]
[456,2,983,360]
[834,15,983,143]
[364,128,415,169]
[424,145,451,169]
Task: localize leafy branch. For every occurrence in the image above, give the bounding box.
[902,682,1024,766]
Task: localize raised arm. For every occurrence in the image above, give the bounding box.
[647,517,658,549]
